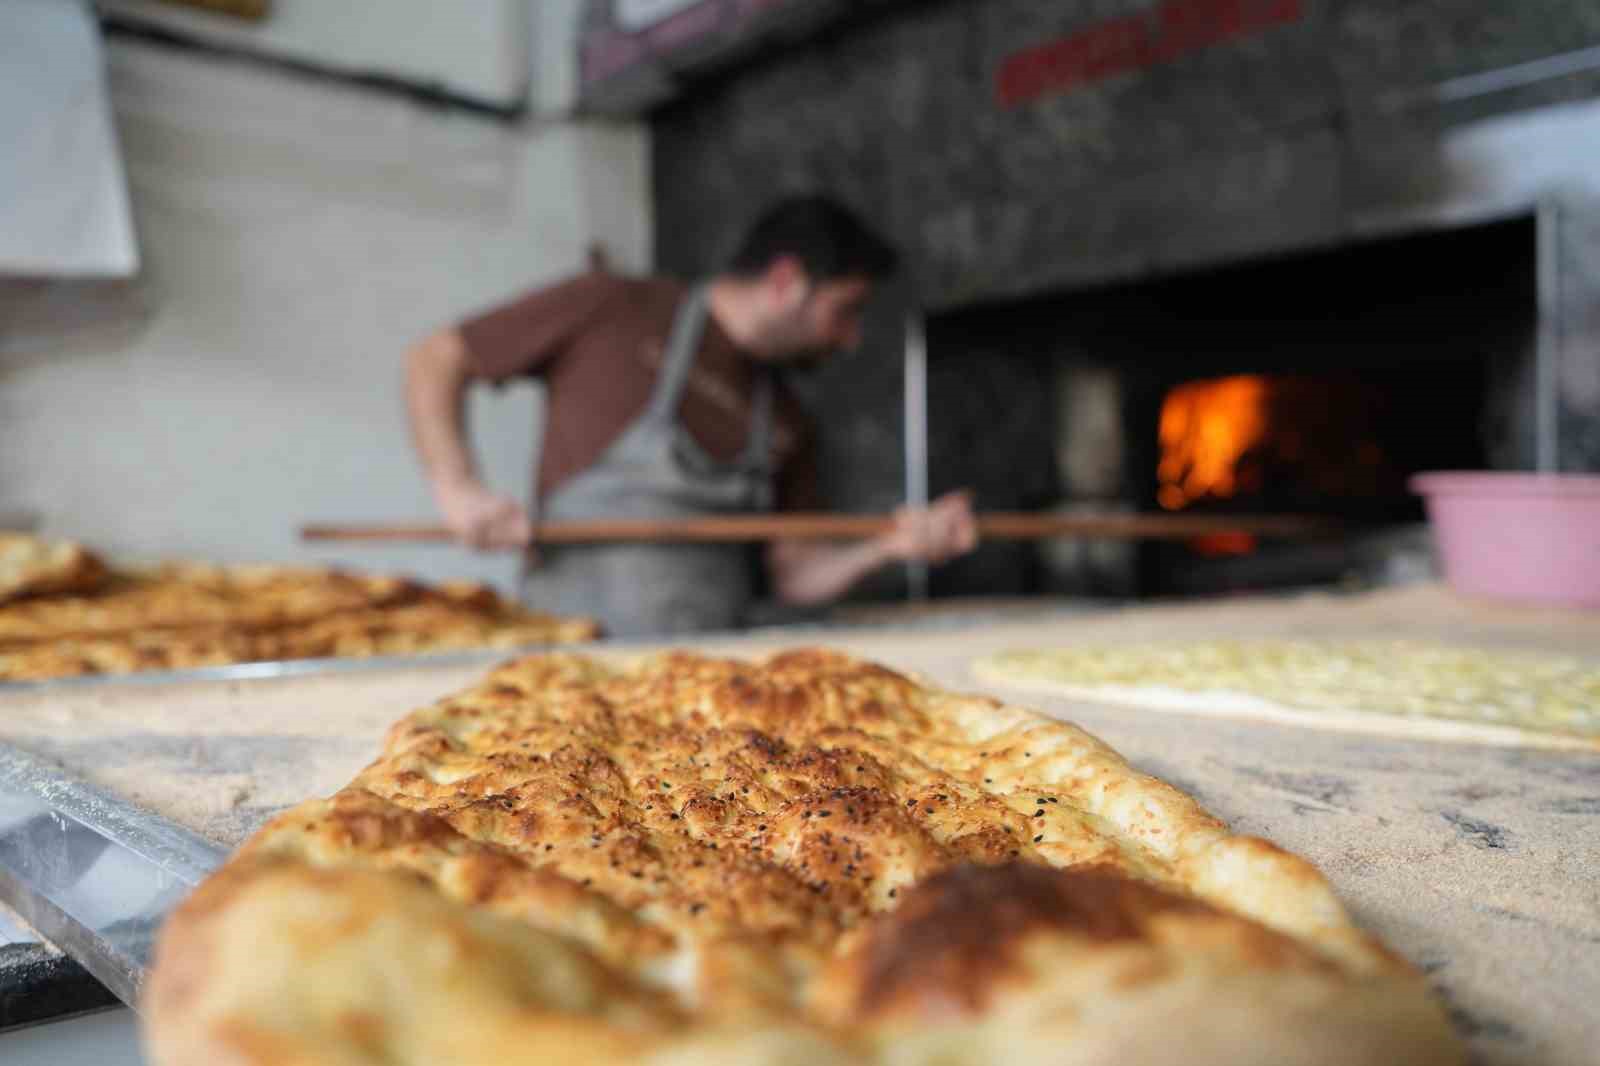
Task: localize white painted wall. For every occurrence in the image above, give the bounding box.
[0,39,651,593]
[96,0,532,108]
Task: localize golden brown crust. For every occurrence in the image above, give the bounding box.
[145,649,1464,1065]
[844,863,1211,1017]
[822,861,1342,1025]
[145,855,685,1066]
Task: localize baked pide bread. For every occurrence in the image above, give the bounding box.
[0,553,599,681]
[144,649,1464,1065]
[0,564,457,645]
[0,533,108,605]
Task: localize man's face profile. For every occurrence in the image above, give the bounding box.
[758,257,872,364]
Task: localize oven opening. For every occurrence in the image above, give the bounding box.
[922,214,1533,600]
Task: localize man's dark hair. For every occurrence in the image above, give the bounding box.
[726,195,898,281]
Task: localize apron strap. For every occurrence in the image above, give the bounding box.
[646,283,711,423]
[742,369,775,467]
[649,282,776,475]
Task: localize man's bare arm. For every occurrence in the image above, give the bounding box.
[766,538,894,607]
[404,328,531,550]
[766,490,978,606]
[405,328,476,488]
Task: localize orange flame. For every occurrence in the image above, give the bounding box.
[1157,375,1268,511]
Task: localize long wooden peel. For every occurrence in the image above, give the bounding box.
[301,512,1339,545]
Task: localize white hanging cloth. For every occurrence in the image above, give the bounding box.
[0,0,138,278]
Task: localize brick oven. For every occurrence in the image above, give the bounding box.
[581,0,1600,600]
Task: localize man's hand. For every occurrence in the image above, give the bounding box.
[879,489,979,564]
[436,479,533,551]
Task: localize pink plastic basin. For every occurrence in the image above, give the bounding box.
[1411,471,1600,609]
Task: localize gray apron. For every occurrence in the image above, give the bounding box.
[521,284,774,637]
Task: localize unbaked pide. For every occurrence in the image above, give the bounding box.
[144,649,1463,1065]
[974,639,1600,751]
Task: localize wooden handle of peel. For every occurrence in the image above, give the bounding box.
[300,513,1338,544]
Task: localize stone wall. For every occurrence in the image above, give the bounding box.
[655,1,1600,301]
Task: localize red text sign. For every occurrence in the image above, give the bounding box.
[997,0,1304,108]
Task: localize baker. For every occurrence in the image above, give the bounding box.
[405,196,978,636]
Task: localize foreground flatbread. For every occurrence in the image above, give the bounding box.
[974,639,1600,751]
[144,649,1462,1065]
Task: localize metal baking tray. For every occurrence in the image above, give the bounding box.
[0,741,227,1008]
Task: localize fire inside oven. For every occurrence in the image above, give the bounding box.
[1155,372,1431,556]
